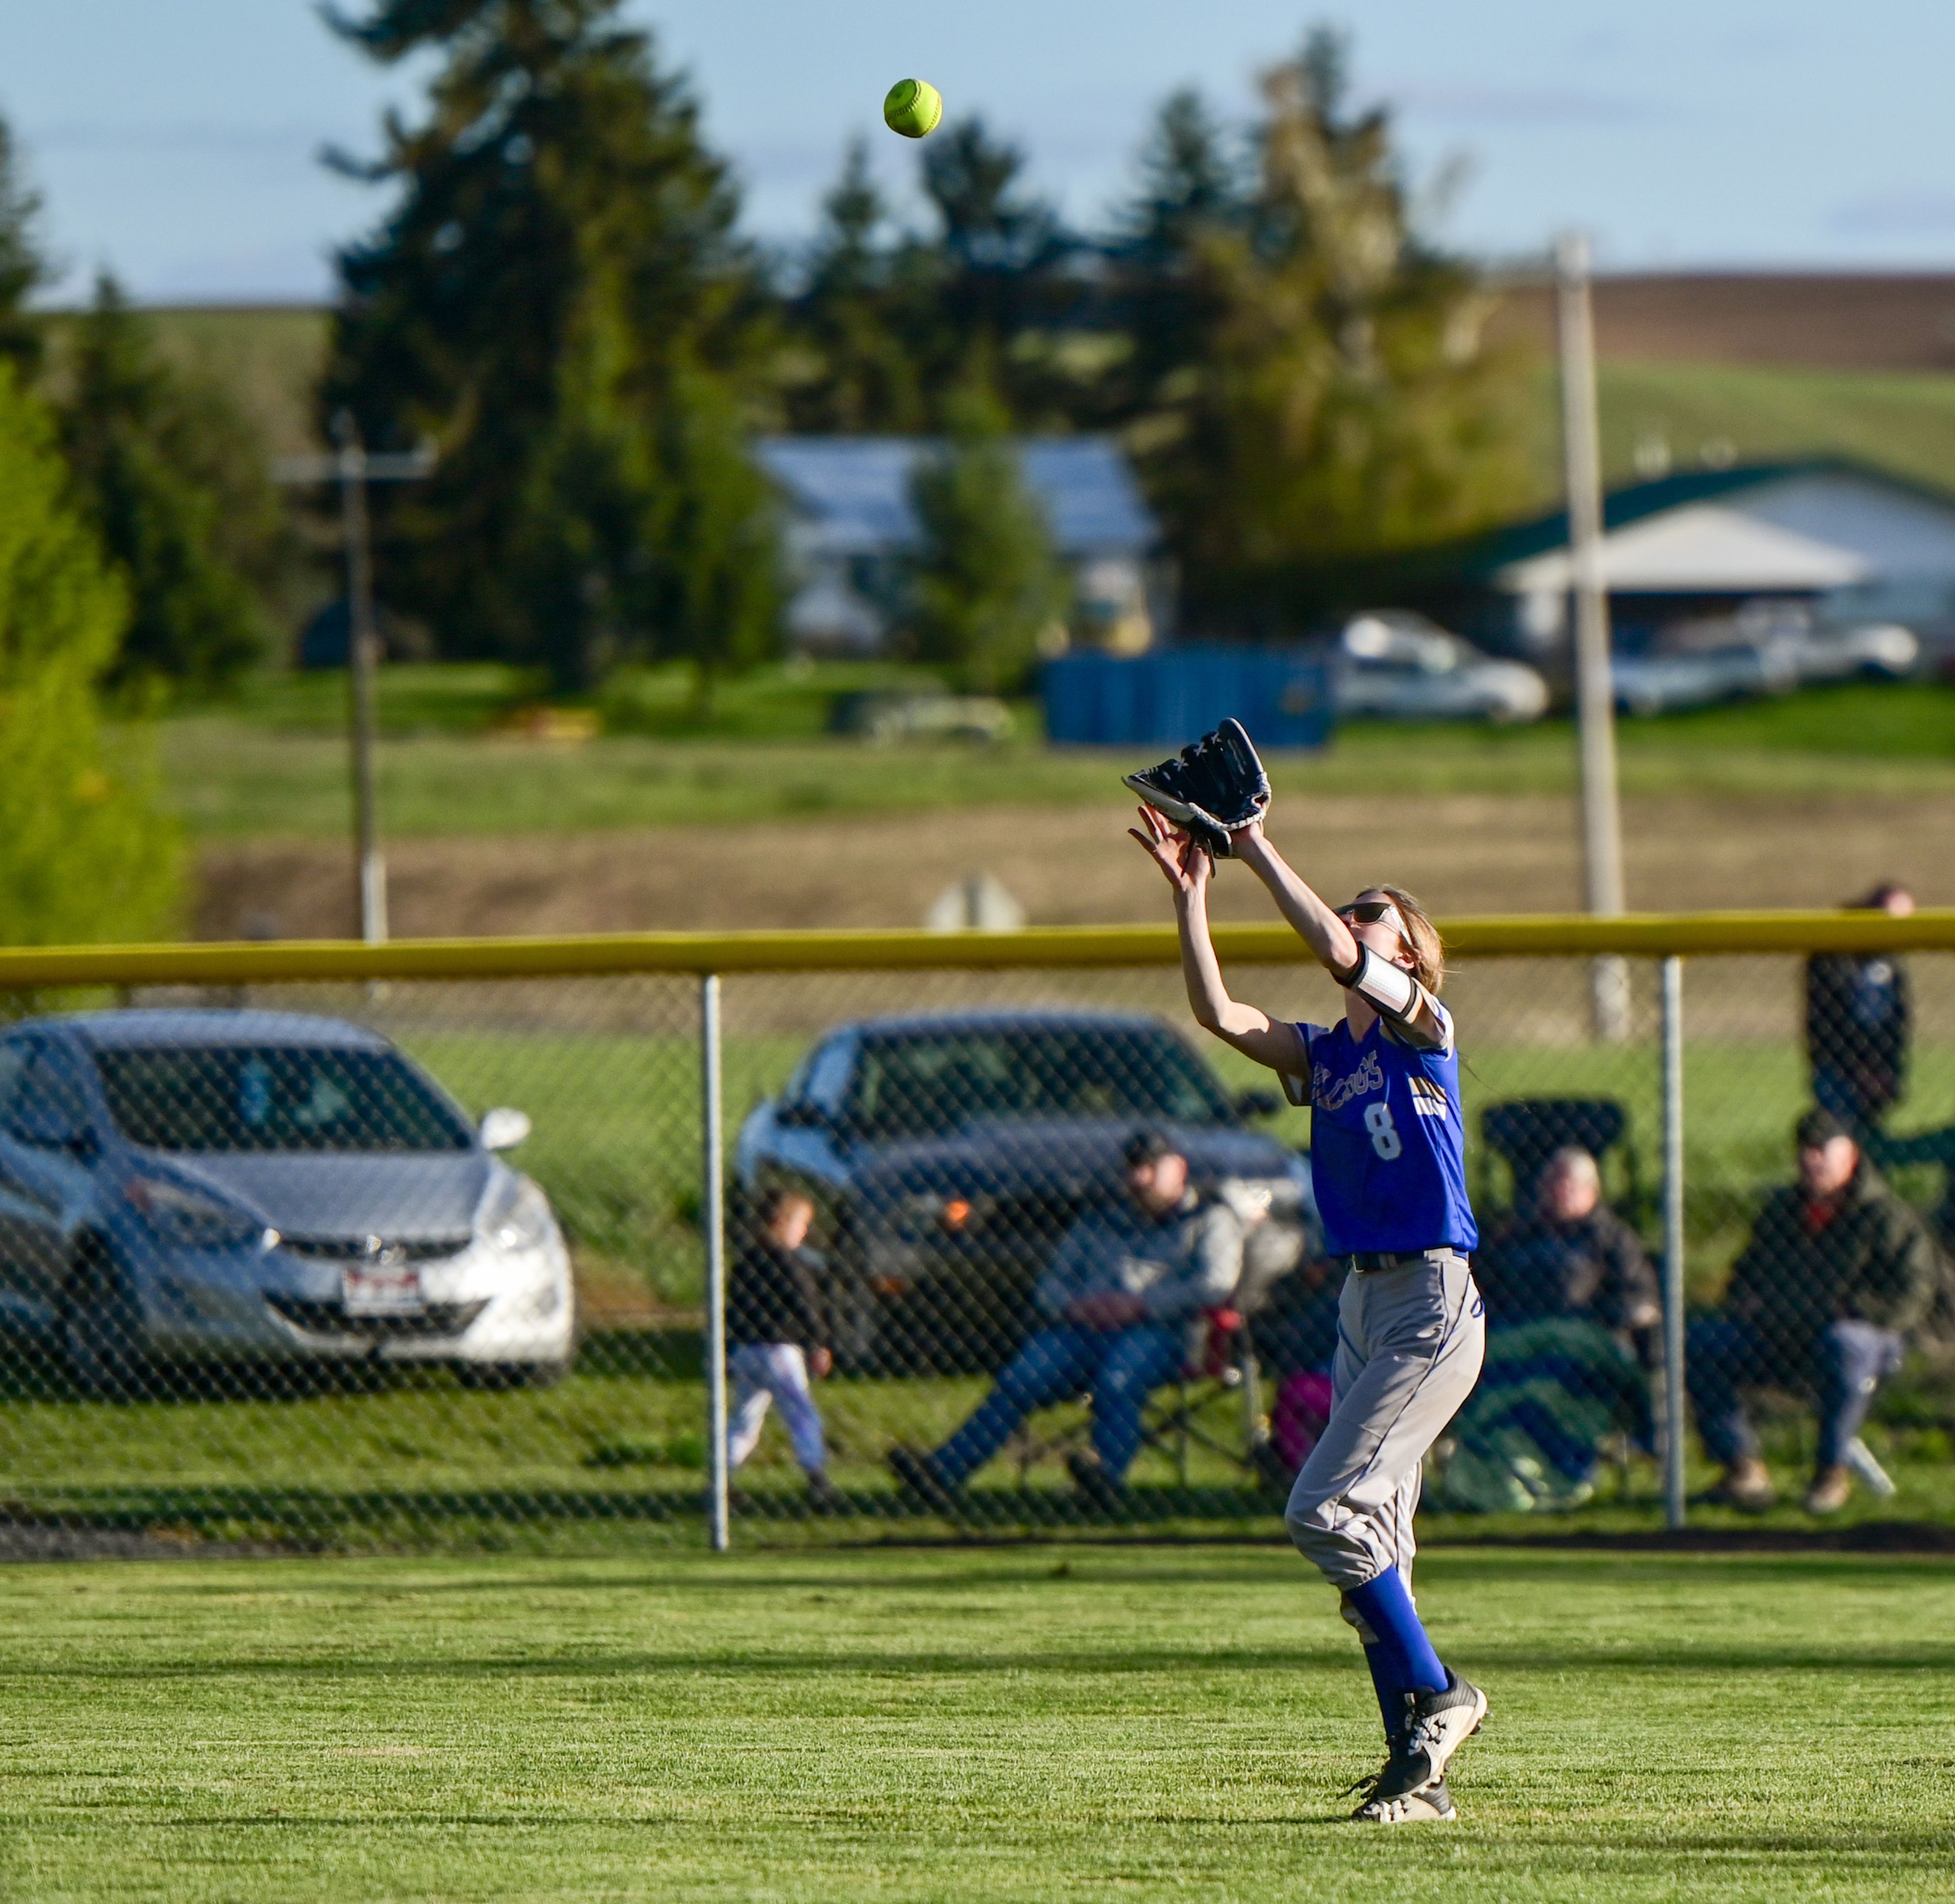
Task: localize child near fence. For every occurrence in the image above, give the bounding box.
[726,1186,844,1511]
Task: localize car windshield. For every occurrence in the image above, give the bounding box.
[846,1026,1234,1138]
[92,1045,474,1154]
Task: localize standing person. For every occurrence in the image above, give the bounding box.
[726,1186,843,1511]
[1807,884,1914,1132]
[1132,795,1487,1825]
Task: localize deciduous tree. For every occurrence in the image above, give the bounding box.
[0,367,180,944]
[1132,31,1532,628]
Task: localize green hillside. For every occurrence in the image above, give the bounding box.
[1583,359,1955,501]
[40,304,332,458]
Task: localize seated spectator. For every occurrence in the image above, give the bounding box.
[1433,1148,1659,1514]
[1687,1108,1939,1515]
[888,1130,1243,1509]
[1474,1147,1661,1345]
[1247,1254,1342,1487]
[1806,883,1914,1133]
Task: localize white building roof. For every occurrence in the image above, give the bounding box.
[1490,466,1955,597]
[757,436,1159,560]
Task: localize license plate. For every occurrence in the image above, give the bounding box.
[342,1263,425,1317]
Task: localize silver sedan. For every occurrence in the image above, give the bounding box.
[0,1009,575,1393]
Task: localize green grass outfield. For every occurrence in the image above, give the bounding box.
[4,1544,1953,1901]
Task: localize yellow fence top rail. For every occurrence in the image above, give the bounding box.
[0,909,1950,986]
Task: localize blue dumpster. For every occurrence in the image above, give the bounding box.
[1041,646,1332,750]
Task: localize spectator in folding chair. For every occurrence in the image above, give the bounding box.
[1687,1108,1939,1516]
[1807,883,1914,1134]
[888,1131,1244,1511]
[1434,1146,1662,1514]
[1247,1254,1344,1489]
[1474,1147,1660,1348]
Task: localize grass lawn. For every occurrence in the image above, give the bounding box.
[154,668,1955,839]
[4,1543,1953,1901]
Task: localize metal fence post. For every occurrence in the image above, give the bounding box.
[1660,955,1688,1530]
[702,972,731,1552]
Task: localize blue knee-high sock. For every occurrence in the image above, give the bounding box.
[1346,1570,1447,1696]
[1361,1643,1406,1736]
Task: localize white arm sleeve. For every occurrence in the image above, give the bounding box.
[1339,946,1453,1052]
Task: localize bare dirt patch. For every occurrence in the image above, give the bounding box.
[1491,271,1955,371]
[195,792,1955,940]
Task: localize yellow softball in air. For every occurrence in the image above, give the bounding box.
[884,78,943,140]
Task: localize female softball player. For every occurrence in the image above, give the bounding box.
[1133,802,1487,1824]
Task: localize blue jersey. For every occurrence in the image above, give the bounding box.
[1280,1010,1477,1258]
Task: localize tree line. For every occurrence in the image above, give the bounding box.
[0,3,1534,709]
[325,0,1535,693]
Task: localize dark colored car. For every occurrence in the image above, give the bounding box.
[735,1010,1318,1371]
[0,1010,575,1392]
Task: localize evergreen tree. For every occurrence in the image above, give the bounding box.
[58,275,266,694]
[0,366,180,944]
[911,120,1076,422]
[1140,30,1531,627]
[907,382,1069,694]
[782,139,923,433]
[0,117,47,382]
[1108,89,1243,424]
[324,0,778,693]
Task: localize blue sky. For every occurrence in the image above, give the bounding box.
[0,1,1950,303]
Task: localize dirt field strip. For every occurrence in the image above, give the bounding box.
[195,791,1955,940]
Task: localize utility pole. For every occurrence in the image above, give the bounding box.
[275,420,436,945]
[1555,232,1631,1041]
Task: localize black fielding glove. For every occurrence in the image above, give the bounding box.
[1122,718,1271,860]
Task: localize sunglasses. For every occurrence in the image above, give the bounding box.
[1336,900,1402,926]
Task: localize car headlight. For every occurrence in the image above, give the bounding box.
[484,1176,555,1254]
[126,1176,272,1250]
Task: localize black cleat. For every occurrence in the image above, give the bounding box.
[804,1470,849,1514]
[1123,718,1270,859]
[1376,1675,1487,1801]
[887,1445,960,1515]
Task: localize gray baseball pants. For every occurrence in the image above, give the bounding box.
[1284,1250,1484,1602]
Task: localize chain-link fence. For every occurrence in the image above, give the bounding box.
[0,919,1947,1552]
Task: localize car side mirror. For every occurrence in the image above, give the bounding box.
[479,1107,532,1152]
[1235,1089,1282,1121]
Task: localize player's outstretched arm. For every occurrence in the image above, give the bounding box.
[1232,818,1450,1049]
[1130,808,1300,1073]
[1230,820,1361,978]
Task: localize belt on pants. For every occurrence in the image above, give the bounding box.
[1345,1248,1465,1275]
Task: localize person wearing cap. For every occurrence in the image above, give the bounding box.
[887,1130,1243,1509]
[1686,1107,1939,1514]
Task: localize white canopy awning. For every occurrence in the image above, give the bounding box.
[1495,502,1871,596]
